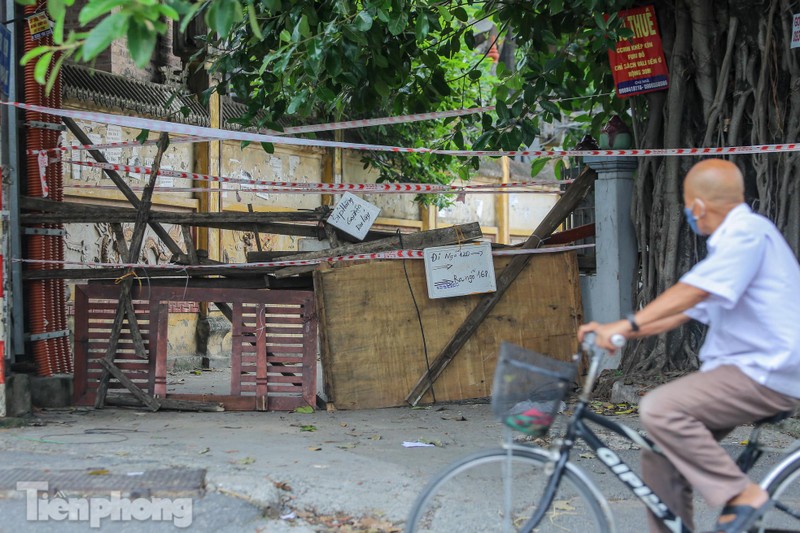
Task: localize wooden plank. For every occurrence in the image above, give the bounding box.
[405,166,597,406]
[106,394,224,412]
[315,252,583,409]
[545,223,596,245]
[153,303,169,398]
[98,358,161,411]
[73,286,89,404]
[266,222,483,278]
[21,197,327,223]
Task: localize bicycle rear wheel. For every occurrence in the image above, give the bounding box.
[755,449,800,533]
[405,447,612,533]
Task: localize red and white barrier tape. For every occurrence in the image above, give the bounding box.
[28,107,494,155]
[28,135,217,156]
[11,101,800,158]
[280,106,495,134]
[13,244,593,270]
[64,159,566,193]
[64,184,563,195]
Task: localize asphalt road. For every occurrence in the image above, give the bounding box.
[0,399,796,532]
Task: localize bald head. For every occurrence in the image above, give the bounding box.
[684,159,744,206]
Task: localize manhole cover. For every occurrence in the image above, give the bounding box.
[0,468,205,498]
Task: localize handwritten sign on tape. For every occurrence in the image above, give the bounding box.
[327,192,381,241]
[424,241,496,299]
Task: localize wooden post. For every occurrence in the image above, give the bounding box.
[94,133,171,408]
[207,90,222,263]
[321,147,334,207]
[406,167,597,406]
[420,203,437,232]
[496,156,511,244]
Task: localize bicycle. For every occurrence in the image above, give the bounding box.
[405,334,800,533]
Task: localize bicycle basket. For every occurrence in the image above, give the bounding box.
[491,342,577,437]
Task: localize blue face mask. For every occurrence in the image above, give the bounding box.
[684,205,702,235]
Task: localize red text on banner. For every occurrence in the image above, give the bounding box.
[608,5,669,98]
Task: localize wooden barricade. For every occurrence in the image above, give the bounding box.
[73,285,317,411]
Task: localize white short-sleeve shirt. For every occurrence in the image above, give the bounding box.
[681,204,800,398]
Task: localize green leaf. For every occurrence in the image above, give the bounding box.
[206,0,243,38]
[496,101,509,121]
[530,157,549,178]
[246,0,263,40]
[549,0,563,14]
[468,70,481,80]
[81,12,130,61]
[20,46,51,66]
[34,51,54,85]
[355,11,372,31]
[374,77,389,97]
[539,100,560,115]
[463,29,475,49]
[453,6,468,22]
[554,159,565,180]
[264,0,281,10]
[135,129,150,143]
[179,1,205,33]
[387,12,406,35]
[594,12,606,31]
[293,405,313,414]
[297,14,310,38]
[127,20,157,68]
[287,91,306,114]
[261,142,274,154]
[415,13,429,40]
[78,0,127,25]
[44,51,68,95]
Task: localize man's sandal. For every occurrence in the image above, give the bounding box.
[708,500,773,533]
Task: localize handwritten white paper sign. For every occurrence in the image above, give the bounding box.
[424,242,496,299]
[327,192,381,241]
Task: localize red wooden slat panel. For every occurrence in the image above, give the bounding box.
[74,285,316,411]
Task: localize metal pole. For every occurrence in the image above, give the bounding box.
[4,0,23,360]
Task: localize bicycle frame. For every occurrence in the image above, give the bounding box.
[517,397,691,533]
[516,339,787,533]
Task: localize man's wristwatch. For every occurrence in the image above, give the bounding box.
[626,313,640,332]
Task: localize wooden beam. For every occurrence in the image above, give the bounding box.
[106,394,224,412]
[405,166,597,406]
[62,118,186,260]
[99,359,161,411]
[95,133,171,409]
[544,223,596,245]
[262,222,483,278]
[21,197,326,223]
[496,156,511,244]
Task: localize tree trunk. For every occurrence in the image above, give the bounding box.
[623,0,800,376]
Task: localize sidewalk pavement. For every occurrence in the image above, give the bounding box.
[0,401,795,532]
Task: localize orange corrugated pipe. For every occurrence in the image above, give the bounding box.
[23,3,50,376]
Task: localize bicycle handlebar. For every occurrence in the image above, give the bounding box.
[578,332,626,403]
[581,332,626,352]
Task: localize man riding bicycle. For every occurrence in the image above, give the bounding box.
[578,159,800,533]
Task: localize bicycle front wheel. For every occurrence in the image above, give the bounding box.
[405,447,612,533]
[756,448,800,532]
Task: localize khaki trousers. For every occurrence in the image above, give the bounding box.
[638,365,799,533]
